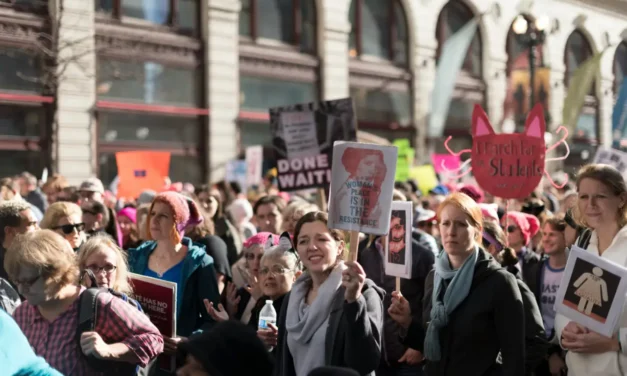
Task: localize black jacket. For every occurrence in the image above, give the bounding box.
[357,237,434,366]
[274,279,385,376]
[507,248,541,287]
[405,249,526,376]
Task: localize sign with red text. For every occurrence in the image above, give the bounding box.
[270,98,357,191]
[129,273,177,372]
[245,145,263,188]
[385,201,413,279]
[328,142,398,236]
[471,104,545,199]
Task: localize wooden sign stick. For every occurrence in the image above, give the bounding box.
[349,230,359,262]
[396,277,401,293]
[317,188,327,212]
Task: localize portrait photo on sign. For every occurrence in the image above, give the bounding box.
[385,201,413,279]
[327,141,398,236]
[554,246,627,336]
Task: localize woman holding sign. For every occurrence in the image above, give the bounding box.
[389,193,525,376]
[274,211,384,376]
[128,192,221,358]
[555,164,627,376]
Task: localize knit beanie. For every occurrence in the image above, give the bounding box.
[117,207,137,224]
[459,184,484,203]
[479,203,499,223]
[178,320,273,376]
[505,211,540,245]
[152,191,203,235]
[243,232,279,250]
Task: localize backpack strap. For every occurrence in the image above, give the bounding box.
[576,229,592,249]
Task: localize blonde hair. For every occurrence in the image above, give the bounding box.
[42,174,69,193]
[282,201,319,224]
[575,164,627,227]
[77,234,133,295]
[40,201,82,229]
[437,192,484,243]
[4,230,79,294]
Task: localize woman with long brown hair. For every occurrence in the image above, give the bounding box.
[274,211,384,376]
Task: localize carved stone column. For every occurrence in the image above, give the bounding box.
[52,0,96,184]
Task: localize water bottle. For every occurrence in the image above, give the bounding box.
[258,300,277,351]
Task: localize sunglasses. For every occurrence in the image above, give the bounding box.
[53,223,85,235]
[506,225,519,233]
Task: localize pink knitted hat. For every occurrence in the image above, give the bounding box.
[152,191,203,235]
[505,211,540,245]
[243,232,279,250]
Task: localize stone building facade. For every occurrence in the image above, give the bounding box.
[0,0,625,185]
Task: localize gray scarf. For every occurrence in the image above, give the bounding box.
[286,262,345,373]
[424,247,478,361]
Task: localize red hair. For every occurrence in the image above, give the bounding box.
[437,192,484,243]
[341,148,387,219]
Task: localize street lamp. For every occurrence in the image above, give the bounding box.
[512,15,549,108]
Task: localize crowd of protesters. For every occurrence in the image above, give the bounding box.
[0,163,626,376]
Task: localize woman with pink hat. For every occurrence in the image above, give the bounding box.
[502,211,541,285]
[127,192,221,361]
[117,206,141,250]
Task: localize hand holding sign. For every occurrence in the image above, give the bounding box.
[388,291,412,329]
[342,261,366,303]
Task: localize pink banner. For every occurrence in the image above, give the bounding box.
[431,154,461,174]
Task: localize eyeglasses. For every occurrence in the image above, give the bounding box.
[86,264,117,274]
[15,274,41,289]
[259,265,292,276]
[53,223,85,235]
[506,225,519,233]
[245,253,263,261]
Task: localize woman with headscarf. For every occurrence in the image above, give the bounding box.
[127,192,221,361]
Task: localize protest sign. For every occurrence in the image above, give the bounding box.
[410,165,439,196]
[270,98,357,192]
[225,160,247,192]
[245,145,263,188]
[431,154,461,175]
[115,151,170,199]
[393,139,413,182]
[385,201,413,280]
[593,147,627,177]
[328,141,397,237]
[554,247,627,337]
[471,104,546,199]
[129,273,177,371]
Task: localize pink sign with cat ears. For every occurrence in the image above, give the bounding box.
[440,103,570,199]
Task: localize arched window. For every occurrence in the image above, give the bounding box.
[436,1,482,77]
[564,29,598,171]
[433,1,484,153]
[240,0,316,53]
[614,42,627,93]
[505,15,548,132]
[348,0,412,142]
[349,0,408,66]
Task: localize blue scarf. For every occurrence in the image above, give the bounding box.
[424,247,479,361]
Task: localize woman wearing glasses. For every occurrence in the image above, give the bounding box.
[40,201,86,251]
[502,211,541,286]
[77,234,138,307]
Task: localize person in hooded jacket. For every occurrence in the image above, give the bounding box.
[388,192,525,376]
[274,211,384,376]
[128,192,221,360]
[555,164,627,376]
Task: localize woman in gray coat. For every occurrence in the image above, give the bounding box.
[274,211,384,376]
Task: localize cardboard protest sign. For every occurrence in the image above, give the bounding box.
[129,273,177,371]
[393,140,414,182]
[245,146,263,188]
[115,151,170,199]
[225,160,247,192]
[593,147,627,177]
[431,154,461,175]
[470,104,546,199]
[410,165,439,196]
[270,98,357,192]
[328,142,397,236]
[385,201,413,279]
[554,247,627,337]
